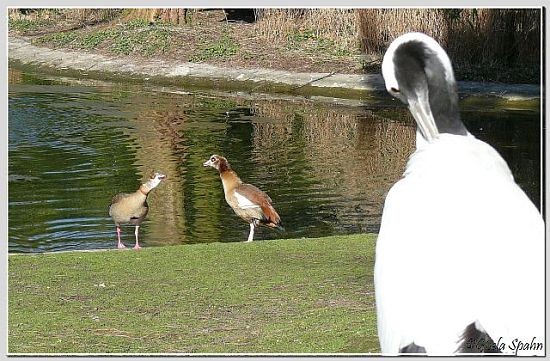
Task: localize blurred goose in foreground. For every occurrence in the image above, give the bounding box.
[375,32,544,355]
[109,172,166,250]
[203,155,283,242]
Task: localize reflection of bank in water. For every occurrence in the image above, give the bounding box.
[250,100,415,235]
[7,74,541,252]
[115,92,417,244]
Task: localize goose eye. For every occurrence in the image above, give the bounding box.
[211,157,216,162]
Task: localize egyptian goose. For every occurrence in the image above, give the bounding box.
[375,32,544,355]
[203,155,283,242]
[108,172,166,250]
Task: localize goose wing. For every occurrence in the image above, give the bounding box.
[235,183,281,225]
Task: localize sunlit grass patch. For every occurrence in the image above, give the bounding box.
[33,31,79,47]
[9,234,378,354]
[31,20,174,57]
[285,28,356,58]
[190,30,239,62]
[9,18,55,32]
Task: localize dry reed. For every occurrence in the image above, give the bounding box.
[254,9,359,50]
[10,8,540,67]
[357,8,540,66]
[9,8,121,24]
[122,8,191,25]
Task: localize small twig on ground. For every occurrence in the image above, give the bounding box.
[292,71,337,91]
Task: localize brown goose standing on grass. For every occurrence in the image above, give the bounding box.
[109,172,166,250]
[203,155,283,242]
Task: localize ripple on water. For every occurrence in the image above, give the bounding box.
[8,79,541,252]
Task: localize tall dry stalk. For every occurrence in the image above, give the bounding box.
[8,8,121,24]
[357,8,540,67]
[254,9,359,50]
[123,8,190,25]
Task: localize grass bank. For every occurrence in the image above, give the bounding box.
[9,10,363,76]
[8,8,540,83]
[9,234,379,354]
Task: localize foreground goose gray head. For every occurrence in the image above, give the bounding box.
[375,32,544,355]
[382,32,468,143]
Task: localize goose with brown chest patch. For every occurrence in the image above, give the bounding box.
[109,172,166,249]
[203,155,283,242]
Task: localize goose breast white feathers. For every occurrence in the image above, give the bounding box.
[375,32,544,356]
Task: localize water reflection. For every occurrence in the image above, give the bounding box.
[8,69,541,253]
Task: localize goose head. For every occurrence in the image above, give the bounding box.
[144,171,166,190]
[382,32,468,143]
[203,154,230,172]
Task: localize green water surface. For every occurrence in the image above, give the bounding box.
[8,69,541,252]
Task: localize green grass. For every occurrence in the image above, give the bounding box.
[9,234,379,354]
[32,21,173,57]
[286,29,354,57]
[9,18,55,32]
[190,31,240,62]
[80,31,113,50]
[33,31,79,47]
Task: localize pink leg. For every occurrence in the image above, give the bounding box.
[133,225,141,250]
[116,226,126,249]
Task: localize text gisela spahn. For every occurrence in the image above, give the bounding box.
[465,336,543,355]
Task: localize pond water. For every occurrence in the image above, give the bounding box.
[8,69,542,253]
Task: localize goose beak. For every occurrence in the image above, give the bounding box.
[155,172,167,180]
[408,97,439,143]
[203,160,213,167]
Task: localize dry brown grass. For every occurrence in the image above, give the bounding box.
[9,8,540,82]
[123,8,190,25]
[254,9,359,51]
[10,8,540,66]
[357,9,446,54]
[8,8,120,24]
[357,8,540,67]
